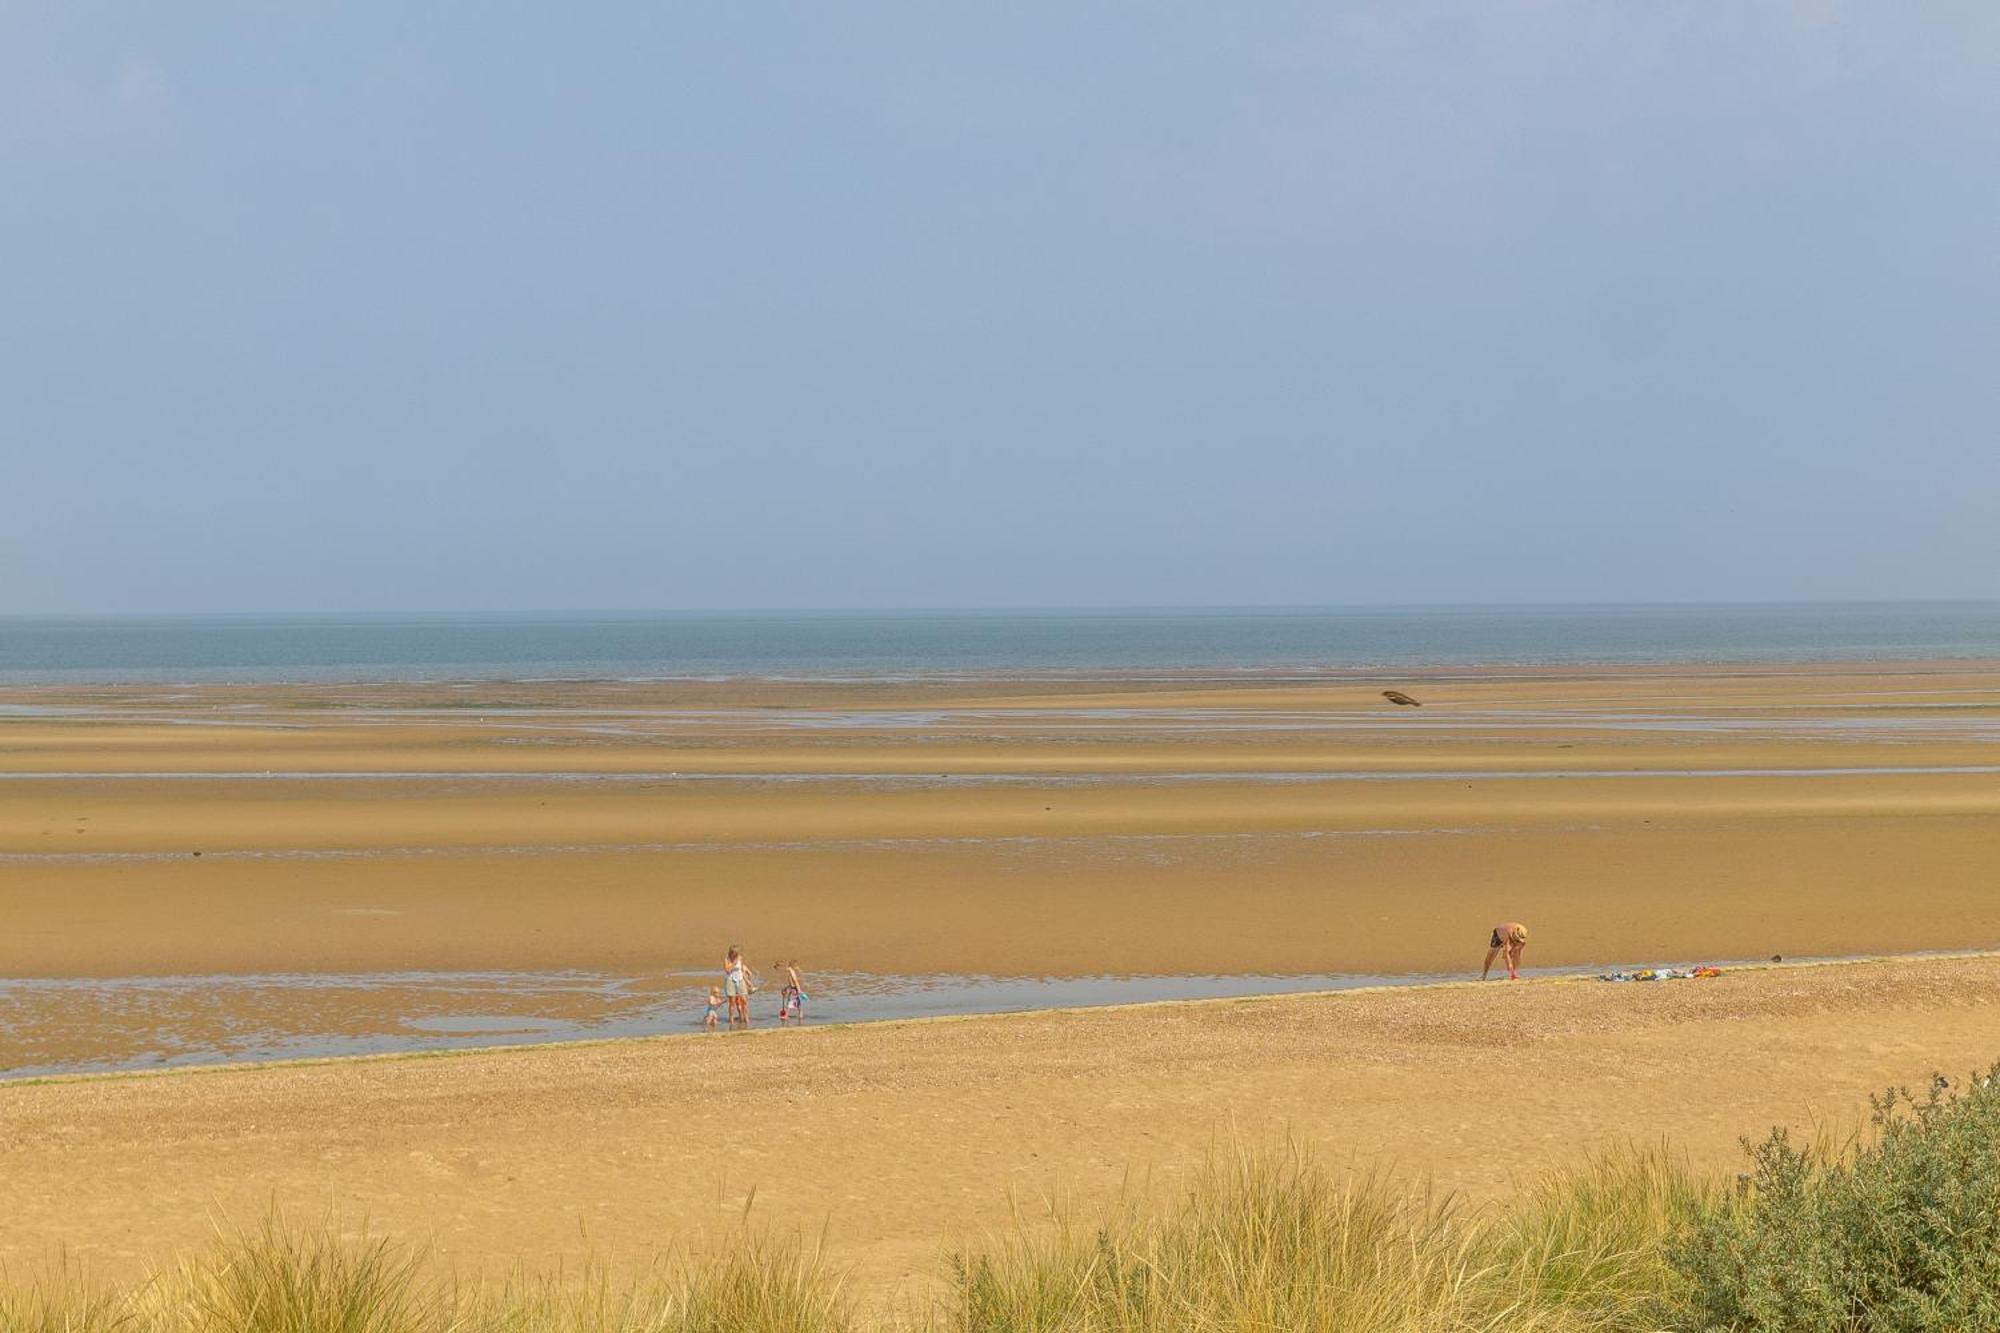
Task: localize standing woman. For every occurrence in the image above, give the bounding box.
[723,946,755,1025]
[1482,923,1529,981]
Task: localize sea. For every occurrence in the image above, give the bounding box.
[3,602,2000,685]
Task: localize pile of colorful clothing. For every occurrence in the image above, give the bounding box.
[1596,966,1724,982]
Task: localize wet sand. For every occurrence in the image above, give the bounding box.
[6,954,2000,1315]
[4,663,2000,1070]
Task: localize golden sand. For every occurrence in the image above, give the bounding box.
[5,665,2000,1307]
[3,665,1999,993]
[5,955,2000,1312]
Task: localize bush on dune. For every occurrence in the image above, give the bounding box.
[1672,1062,2000,1332]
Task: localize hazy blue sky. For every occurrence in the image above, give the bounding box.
[4,4,1997,612]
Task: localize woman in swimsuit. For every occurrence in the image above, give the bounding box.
[723,946,756,1025]
[1482,922,1529,981]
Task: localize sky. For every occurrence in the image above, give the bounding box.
[3,3,1998,613]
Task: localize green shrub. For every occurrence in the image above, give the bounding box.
[1671,1064,2000,1331]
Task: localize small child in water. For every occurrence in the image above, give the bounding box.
[703,986,723,1030]
[778,961,807,1023]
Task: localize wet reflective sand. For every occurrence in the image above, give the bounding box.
[6,966,1476,1076]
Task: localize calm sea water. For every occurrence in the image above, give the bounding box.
[2,604,1999,684]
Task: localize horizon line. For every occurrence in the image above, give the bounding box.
[4,598,2000,621]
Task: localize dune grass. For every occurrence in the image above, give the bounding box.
[11,1073,2000,1332]
[0,1222,853,1333]
[0,1148,1701,1333]
[942,1143,1708,1332]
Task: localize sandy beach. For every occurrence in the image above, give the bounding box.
[6,953,2000,1315]
[2,663,1999,1312]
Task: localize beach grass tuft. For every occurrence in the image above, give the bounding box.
[0,1222,854,1333]
[938,1142,1704,1332]
[469,1234,852,1333]
[0,1260,131,1333]
[155,1219,439,1333]
[1478,1143,1712,1328]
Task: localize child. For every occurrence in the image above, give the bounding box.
[778,960,808,1023]
[703,986,723,1030]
